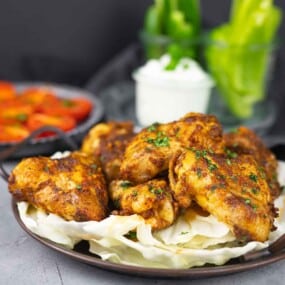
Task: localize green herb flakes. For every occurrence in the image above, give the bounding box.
[149,186,164,195]
[249,173,258,182]
[226,158,232,166]
[76,184,82,190]
[146,132,170,147]
[132,190,138,197]
[251,188,259,195]
[196,168,202,178]
[147,123,159,132]
[208,163,217,171]
[225,148,238,159]
[120,181,133,189]
[244,199,251,205]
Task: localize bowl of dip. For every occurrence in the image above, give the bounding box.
[133,55,214,126]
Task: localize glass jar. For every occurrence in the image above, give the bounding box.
[204,36,279,133]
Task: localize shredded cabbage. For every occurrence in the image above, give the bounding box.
[17,161,285,269]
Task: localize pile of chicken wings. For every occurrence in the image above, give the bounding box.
[8,113,281,243]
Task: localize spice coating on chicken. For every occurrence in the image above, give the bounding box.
[224,126,281,199]
[109,179,179,230]
[169,148,276,242]
[120,112,224,184]
[81,121,135,181]
[8,151,108,222]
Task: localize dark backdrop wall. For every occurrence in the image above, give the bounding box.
[0,0,151,85]
[0,0,284,131]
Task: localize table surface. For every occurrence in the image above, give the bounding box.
[0,162,285,285]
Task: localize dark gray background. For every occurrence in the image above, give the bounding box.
[0,0,284,132]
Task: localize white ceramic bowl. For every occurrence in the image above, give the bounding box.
[133,57,214,126]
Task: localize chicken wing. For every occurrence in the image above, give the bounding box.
[109,179,179,230]
[8,151,108,222]
[169,148,276,242]
[224,126,281,199]
[81,121,135,181]
[120,112,224,184]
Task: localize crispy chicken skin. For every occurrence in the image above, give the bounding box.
[224,126,281,199]
[120,112,224,184]
[8,151,108,222]
[81,121,135,181]
[7,113,280,242]
[169,149,276,242]
[109,179,179,230]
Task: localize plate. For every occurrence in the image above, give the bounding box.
[11,199,285,279]
[0,82,104,158]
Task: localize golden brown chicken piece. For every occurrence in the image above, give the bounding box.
[224,126,281,199]
[120,112,224,184]
[81,121,135,181]
[169,148,276,242]
[109,179,179,230]
[8,151,109,222]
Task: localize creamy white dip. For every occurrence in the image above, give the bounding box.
[133,55,214,126]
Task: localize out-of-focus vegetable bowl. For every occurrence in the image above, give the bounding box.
[0,82,103,157]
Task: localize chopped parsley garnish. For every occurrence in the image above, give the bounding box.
[226,158,232,165]
[244,198,258,211]
[193,149,208,159]
[180,231,189,235]
[146,132,170,147]
[225,148,238,159]
[131,190,138,197]
[249,173,258,182]
[258,167,266,179]
[147,123,159,132]
[190,148,218,172]
[149,186,164,195]
[208,163,218,171]
[196,168,202,178]
[252,204,258,212]
[120,181,133,189]
[251,188,260,195]
[244,198,251,205]
[76,184,82,190]
[210,183,226,192]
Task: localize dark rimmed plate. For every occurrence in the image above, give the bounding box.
[11,200,285,279]
[0,82,104,158]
